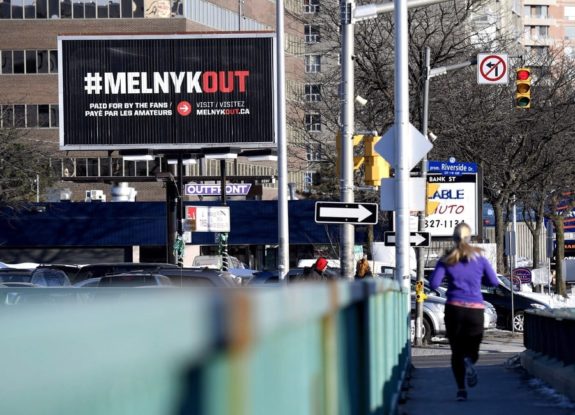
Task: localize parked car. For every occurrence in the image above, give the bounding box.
[410,279,497,344]
[192,255,246,270]
[35,264,81,282]
[152,267,237,287]
[73,277,102,288]
[29,268,71,287]
[97,273,173,288]
[248,268,307,285]
[73,263,179,284]
[0,269,35,287]
[481,275,550,332]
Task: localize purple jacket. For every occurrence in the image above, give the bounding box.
[429,255,499,304]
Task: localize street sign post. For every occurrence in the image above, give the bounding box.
[383,231,430,247]
[315,202,378,225]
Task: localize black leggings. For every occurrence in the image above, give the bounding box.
[444,304,485,390]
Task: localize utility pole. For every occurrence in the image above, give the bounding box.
[340,0,356,279]
[415,46,431,346]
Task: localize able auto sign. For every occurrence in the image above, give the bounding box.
[58,33,276,150]
[425,174,478,237]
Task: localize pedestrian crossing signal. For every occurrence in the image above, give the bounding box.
[515,68,531,109]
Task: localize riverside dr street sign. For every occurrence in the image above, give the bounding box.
[315,202,378,225]
[383,231,430,247]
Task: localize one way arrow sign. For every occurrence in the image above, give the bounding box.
[384,231,431,247]
[315,202,378,225]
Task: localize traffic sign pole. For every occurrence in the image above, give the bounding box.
[395,0,410,291]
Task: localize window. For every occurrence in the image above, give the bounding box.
[305,112,321,132]
[567,7,575,20]
[0,49,57,74]
[13,50,24,73]
[1,105,14,128]
[305,54,321,73]
[305,25,320,43]
[303,0,319,14]
[26,104,38,128]
[304,171,317,190]
[526,25,549,40]
[305,84,321,102]
[306,143,323,161]
[566,26,575,40]
[525,5,548,18]
[1,51,13,74]
[0,104,58,129]
[14,105,25,128]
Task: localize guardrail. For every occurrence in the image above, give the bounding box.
[0,279,409,415]
[522,308,575,402]
[524,308,575,365]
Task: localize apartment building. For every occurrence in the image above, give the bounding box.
[520,0,575,60]
[0,0,306,201]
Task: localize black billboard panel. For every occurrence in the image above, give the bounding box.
[58,34,276,150]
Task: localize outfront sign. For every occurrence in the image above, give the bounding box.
[58,34,276,150]
[184,183,251,196]
[315,202,378,225]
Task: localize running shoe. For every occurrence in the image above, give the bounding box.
[464,357,478,387]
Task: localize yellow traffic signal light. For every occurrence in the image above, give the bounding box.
[363,135,390,187]
[515,68,531,109]
[335,133,365,176]
[335,133,390,186]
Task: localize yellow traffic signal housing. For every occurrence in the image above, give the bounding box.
[363,135,390,187]
[335,133,390,186]
[515,68,531,109]
[335,133,365,175]
[415,280,427,303]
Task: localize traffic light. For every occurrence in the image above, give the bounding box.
[515,68,531,109]
[335,132,365,176]
[363,135,390,187]
[335,133,390,186]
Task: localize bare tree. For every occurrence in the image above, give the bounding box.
[0,108,55,212]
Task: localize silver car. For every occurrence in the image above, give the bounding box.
[411,281,497,344]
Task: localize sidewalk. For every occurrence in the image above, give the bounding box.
[398,331,575,415]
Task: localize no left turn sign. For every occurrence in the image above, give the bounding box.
[477,53,508,85]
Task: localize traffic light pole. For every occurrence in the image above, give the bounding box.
[415,46,431,346]
[340,0,356,279]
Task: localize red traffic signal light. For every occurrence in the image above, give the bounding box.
[515,68,531,109]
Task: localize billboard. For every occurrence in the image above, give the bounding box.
[425,173,479,237]
[58,33,276,150]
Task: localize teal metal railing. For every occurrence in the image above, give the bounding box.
[0,279,409,415]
